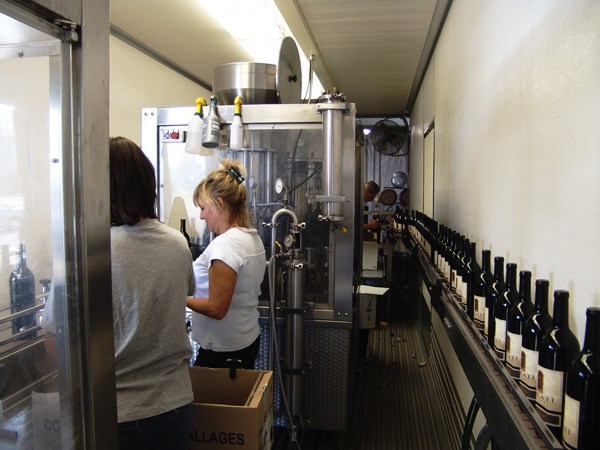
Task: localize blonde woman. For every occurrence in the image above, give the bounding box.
[187,159,266,369]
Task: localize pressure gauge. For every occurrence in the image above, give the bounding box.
[283,234,295,249]
[275,177,285,194]
[248,176,257,190]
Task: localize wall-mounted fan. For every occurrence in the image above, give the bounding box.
[369,118,409,156]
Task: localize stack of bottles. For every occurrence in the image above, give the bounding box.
[393,210,599,449]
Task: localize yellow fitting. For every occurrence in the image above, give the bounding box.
[195,97,206,114]
[340,225,347,234]
[234,96,243,115]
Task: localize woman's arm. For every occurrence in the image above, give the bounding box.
[186,259,237,319]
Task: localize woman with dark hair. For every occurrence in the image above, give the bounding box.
[109,137,195,449]
[187,159,266,369]
[42,137,195,448]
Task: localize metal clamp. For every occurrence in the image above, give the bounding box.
[316,103,348,112]
[281,304,312,315]
[315,195,348,203]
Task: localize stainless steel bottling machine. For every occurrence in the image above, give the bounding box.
[141,90,360,433]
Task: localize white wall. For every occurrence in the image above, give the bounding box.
[410,0,600,429]
[411,0,600,344]
[109,36,212,143]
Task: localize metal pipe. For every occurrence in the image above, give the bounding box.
[285,253,305,416]
[320,95,344,218]
[266,207,299,370]
[269,207,299,258]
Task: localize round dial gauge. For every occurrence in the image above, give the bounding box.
[379,188,398,206]
[275,178,285,194]
[283,234,295,248]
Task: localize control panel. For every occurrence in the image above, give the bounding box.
[160,127,186,143]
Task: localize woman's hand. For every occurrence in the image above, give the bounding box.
[186,259,237,319]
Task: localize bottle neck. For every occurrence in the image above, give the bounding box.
[518,271,532,303]
[493,257,504,282]
[18,243,27,268]
[534,280,549,313]
[505,264,517,290]
[481,250,491,272]
[583,307,600,352]
[552,290,569,327]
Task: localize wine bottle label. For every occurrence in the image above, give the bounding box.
[562,394,579,449]
[506,331,522,378]
[535,366,564,428]
[519,347,538,401]
[474,295,485,328]
[451,269,457,290]
[461,281,468,306]
[484,306,490,338]
[494,318,507,359]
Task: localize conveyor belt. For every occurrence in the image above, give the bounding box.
[347,294,462,450]
[272,280,464,449]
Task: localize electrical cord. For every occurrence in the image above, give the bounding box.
[302,55,314,103]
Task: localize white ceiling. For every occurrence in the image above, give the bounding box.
[110,0,448,117]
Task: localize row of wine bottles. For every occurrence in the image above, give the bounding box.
[394,210,599,450]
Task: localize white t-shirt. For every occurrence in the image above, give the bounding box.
[191,227,266,352]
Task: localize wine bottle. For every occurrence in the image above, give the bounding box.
[473,249,491,334]
[9,243,37,338]
[506,270,532,380]
[494,262,517,361]
[519,279,551,403]
[536,290,580,440]
[486,256,505,348]
[201,95,220,149]
[180,218,191,248]
[458,237,469,311]
[465,242,478,321]
[562,307,600,450]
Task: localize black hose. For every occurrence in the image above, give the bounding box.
[461,396,480,450]
[474,423,498,450]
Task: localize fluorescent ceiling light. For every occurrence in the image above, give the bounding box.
[200,0,323,100]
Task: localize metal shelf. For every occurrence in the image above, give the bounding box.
[413,242,563,450]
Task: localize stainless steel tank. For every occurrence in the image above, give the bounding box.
[213,36,302,105]
[213,62,279,105]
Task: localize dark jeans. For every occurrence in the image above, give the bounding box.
[118,403,193,450]
[194,335,260,369]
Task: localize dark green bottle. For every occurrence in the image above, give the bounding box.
[9,243,37,338]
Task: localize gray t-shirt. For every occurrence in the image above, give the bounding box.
[111,219,195,422]
[42,219,195,423]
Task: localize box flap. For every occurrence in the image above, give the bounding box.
[189,367,264,406]
[356,285,389,295]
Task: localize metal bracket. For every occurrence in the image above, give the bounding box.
[281,304,312,315]
[316,103,348,112]
[314,195,348,203]
[53,19,79,43]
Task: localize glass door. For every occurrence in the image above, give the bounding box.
[0,4,114,447]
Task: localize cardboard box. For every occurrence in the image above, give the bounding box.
[357,285,389,329]
[188,367,273,450]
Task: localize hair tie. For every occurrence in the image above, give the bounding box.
[226,167,244,184]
